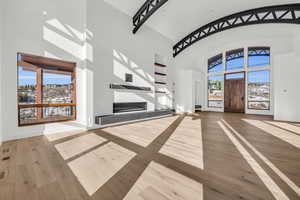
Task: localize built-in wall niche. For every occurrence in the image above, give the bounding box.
[154,54,169,110]
[125,73,133,82]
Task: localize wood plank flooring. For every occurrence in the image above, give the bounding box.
[159,116,204,169]
[124,161,203,200]
[0,112,299,200]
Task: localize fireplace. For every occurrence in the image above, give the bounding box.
[113,102,147,113]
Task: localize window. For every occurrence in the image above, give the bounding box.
[208,54,223,73]
[226,48,244,71]
[125,73,133,82]
[248,70,270,110]
[225,72,244,80]
[17,53,76,126]
[208,75,223,108]
[248,47,270,67]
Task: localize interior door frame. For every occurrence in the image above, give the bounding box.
[224,71,246,113]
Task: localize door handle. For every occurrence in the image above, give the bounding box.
[241,97,244,101]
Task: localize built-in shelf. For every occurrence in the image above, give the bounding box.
[155,91,166,94]
[155,72,167,76]
[110,83,151,91]
[155,81,167,85]
[154,62,166,67]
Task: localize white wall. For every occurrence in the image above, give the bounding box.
[174,24,300,122]
[193,71,205,109]
[1,0,88,141]
[86,0,174,128]
[174,70,205,114]
[0,0,175,141]
[0,0,3,145]
[274,32,300,122]
[175,70,193,113]
[2,1,299,142]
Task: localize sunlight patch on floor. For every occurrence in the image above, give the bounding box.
[218,121,289,200]
[46,130,85,142]
[68,142,136,196]
[265,121,300,135]
[103,116,178,147]
[243,119,300,149]
[55,133,107,160]
[159,116,204,169]
[222,120,300,197]
[124,161,203,200]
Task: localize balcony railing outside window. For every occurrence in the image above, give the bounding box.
[17,53,76,126]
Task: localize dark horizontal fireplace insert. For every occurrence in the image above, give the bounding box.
[113,102,147,113]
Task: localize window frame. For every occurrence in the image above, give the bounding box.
[208,53,223,74]
[206,46,271,113]
[207,75,224,108]
[247,70,271,111]
[248,47,270,68]
[225,48,245,71]
[17,53,76,126]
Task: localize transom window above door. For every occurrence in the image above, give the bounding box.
[225,72,245,80]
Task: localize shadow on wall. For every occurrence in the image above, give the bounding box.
[112,49,155,111]
[112,49,173,111]
[16,0,174,139]
[43,17,161,126]
[22,16,92,137]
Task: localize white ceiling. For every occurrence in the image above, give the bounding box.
[104,0,300,42]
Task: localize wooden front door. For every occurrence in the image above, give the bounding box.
[224,72,245,113]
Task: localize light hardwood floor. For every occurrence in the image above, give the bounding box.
[0,112,300,200]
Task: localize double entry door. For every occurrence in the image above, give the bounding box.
[224,72,245,113]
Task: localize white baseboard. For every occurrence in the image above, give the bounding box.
[3,127,87,142]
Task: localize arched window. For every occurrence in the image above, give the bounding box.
[207,47,271,111]
[208,54,223,73]
[226,48,244,71]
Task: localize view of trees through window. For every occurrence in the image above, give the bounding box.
[208,76,223,108]
[17,53,76,126]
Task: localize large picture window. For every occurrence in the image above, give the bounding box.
[248,47,270,67]
[208,76,223,108]
[226,48,244,71]
[248,70,270,110]
[17,53,76,126]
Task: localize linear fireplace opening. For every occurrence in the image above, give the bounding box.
[113,102,147,113]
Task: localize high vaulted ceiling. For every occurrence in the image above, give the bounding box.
[104,0,300,42]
